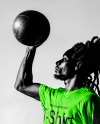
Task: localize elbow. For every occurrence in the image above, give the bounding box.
[14,81,22,92]
[14,80,26,93]
[14,84,20,91]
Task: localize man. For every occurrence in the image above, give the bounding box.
[14,36,100,124]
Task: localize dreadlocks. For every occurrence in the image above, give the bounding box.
[65,36,100,96]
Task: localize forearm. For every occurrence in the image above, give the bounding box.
[14,47,36,90]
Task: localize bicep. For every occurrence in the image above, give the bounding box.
[20,83,41,101]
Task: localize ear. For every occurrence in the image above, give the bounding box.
[75,61,82,71]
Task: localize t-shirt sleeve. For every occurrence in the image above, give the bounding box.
[39,84,65,112]
[39,84,54,111]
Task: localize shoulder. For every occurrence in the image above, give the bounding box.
[84,88,100,101]
[79,87,100,107]
[39,84,65,95]
[39,84,66,100]
[74,87,100,106]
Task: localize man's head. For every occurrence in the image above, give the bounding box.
[54,36,100,95]
[54,43,84,82]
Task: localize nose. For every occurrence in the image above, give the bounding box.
[56,59,63,66]
[56,61,59,66]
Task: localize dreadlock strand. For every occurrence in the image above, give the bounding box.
[67,36,100,96]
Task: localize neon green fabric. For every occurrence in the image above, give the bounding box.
[39,84,100,124]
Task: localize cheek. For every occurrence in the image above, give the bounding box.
[63,63,73,76]
[62,65,69,75]
[63,66,67,73]
[59,62,71,75]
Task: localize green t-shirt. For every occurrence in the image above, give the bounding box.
[39,84,100,124]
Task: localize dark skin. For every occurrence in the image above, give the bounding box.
[14,46,81,100]
[14,46,41,101]
[14,46,100,123]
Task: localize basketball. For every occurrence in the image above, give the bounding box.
[13,10,50,46]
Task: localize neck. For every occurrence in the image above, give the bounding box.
[64,74,79,92]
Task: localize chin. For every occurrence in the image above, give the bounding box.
[54,74,67,81]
